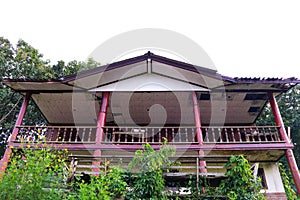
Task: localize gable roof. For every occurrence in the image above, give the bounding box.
[2,52,299,126]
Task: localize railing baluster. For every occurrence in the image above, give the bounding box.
[224,128,229,142]
[158,128,161,143]
[217,128,222,142]
[75,128,79,142]
[236,128,241,142]
[151,128,155,143]
[256,127,261,142]
[185,128,188,143]
[142,128,145,143]
[87,128,92,142]
[267,127,273,141]
[192,127,195,143]
[55,128,60,141]
[103,127,107,142]
[111,127,115,142]
[231,128,235,142]
[62,128,67,142]
[125,127,129,143]
[69,128,73,142]
[172,128,175,143]
[212,128,216,143]
[261,127,266,141]
[81,128,86,142]
[117,128,121,143]
[179,128,183,143]
[204,128,209,142]
[165,128,168,143]
[274,127,278,141]
[46,127,52,141]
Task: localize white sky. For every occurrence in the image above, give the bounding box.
[1,0,300,78]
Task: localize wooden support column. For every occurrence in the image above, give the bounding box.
[0,92,31,176]
[192,92,207,174]
[92,92,110,173]
[268,93,300,194]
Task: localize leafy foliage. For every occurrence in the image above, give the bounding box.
[0,37,99,158]
[69,166,128,200]
[0,144,69,200]
[218,155,265,200]
[126,141,176,200]
[257,85,300,195]
[257,85,300,165]
[278,163,298,200]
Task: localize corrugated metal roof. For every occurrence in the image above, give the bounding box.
[2,52,300,92]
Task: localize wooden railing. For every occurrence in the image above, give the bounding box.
[103,126,282,144]
[14,125,282,144]
[15,126,97,143]
[102,126,197,144]
[202,126,281,143]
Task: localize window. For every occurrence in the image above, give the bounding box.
[244,94,267,100]
[257,168,268,189]
[248,106,260,113]
[199,93,210,100]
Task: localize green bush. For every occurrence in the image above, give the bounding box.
[0,144,68,200]
[218,155,265,200]
[126,142,176,200]
[70,166,127,200]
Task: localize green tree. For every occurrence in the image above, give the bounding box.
[256,86,300,196]
[256,85,300,165]
[0,36,99,158]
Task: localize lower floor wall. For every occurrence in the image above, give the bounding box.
[259,162,287,200]
[260,162,285,194]
[67,150,288,199]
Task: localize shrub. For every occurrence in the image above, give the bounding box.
[218,155,265,200]
[0,144,68,200]
[126,141,176,200]
[71,166,127,200]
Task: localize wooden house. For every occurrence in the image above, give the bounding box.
[1,52,299,199]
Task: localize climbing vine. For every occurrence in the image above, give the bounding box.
[278,162,298,200]
[218,155,265,200]
[126,141,176,199]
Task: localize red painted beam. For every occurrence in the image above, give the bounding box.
[268,93,300,194]
[93,92,110,173]
[95,92,110,144]
[0,93,31,176]
[192,92,206,173]
[286,149,300,194]
[192,92,203,144]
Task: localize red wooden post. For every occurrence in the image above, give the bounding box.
[192,92,207,173]
[95,92,110,144]
[0,92,31,176]
[268,93,300,194]
[92,92,110,173]
[286,149,300,193]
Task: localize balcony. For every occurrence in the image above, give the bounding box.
[13,125,283,145]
